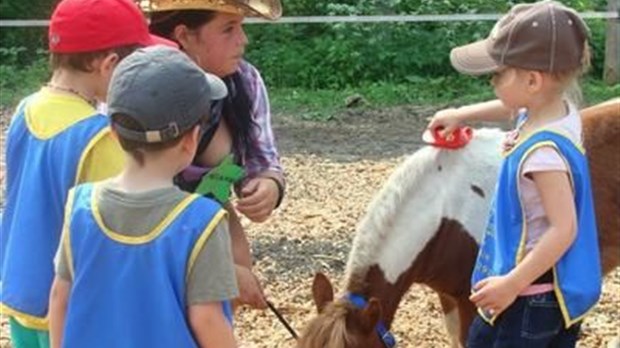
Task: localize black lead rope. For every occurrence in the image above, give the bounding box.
[266,300,299,340]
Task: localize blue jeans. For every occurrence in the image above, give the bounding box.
[467,292,581,348]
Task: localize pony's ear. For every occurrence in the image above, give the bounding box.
[359,298,382,333]
[312,272,334,313]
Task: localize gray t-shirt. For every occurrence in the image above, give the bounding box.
[55,181,238,304]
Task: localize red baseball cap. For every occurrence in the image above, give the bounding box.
[49,0,176,53]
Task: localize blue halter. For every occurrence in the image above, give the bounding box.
[345,293,397,348]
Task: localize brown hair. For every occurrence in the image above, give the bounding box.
[149,10,217,40]
[111,113,200,166]
[50,44,141,72]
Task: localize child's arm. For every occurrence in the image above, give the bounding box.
[235,66,285,222]
[188,303,237,348]
[222,205,267,309]
[49,276,71,348]
[186,219,240,345]
[507,170,577,288]
[428,99,513,137]
[470,170,577,314]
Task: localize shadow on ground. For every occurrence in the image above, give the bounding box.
[252,234,351,283]
[273,105,437,162]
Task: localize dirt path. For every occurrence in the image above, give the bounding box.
[1,106,618,347]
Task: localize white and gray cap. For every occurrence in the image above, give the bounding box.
[108,45,227,143]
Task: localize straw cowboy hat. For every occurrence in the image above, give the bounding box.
[140,0,282,20]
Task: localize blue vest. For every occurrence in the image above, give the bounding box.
[62,183,231,348]
[472,130,601,327]
[0,97,108,329]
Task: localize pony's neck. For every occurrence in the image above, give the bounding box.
[344,217,482,327]
[345,265,407,327]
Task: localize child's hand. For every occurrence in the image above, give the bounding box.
[236,177,280,222]
[469,275,519,316]
[235,265,268,310]
[427,108,464,138]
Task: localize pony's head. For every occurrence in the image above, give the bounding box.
[298,273,385,348]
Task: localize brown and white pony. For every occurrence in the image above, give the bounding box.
[298,99,620,348]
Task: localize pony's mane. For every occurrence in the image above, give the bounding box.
[344,128,504,284]
[299,303,356,348]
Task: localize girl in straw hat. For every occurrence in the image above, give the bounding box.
[145,0,284,311]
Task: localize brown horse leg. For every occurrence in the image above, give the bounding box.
[438,293,462,348]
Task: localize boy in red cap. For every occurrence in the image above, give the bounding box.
[0,0,172,347]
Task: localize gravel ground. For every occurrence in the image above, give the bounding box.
[1,106,618,347]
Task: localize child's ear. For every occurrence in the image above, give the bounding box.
[526,70,544,93]
[100,53,120,76]
[173,24,191,49]
[181,125,201,154]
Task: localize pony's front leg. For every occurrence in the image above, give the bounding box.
[456,295,477,346]
[438,293,463,348]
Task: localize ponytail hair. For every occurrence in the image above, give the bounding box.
[222,71,256,161]
[554,44,591,107]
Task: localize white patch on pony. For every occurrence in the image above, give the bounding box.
[346,128,504,284]
[443,308,462,348]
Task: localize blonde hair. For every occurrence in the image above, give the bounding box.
[299,303,361,348]
[551,44,591,107]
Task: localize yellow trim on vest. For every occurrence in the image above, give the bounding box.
[74,127,112,186]
[515,149,530,266]
[503,128,585,158]
[185,209,228,283]
[24,88,96,140]
[0,304,48,330]
[91,185,200,244]
[63,189,77,279]
[552,268,598,328]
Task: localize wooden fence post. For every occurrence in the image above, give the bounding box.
[604,0,619,85]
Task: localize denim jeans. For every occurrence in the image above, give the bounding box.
[467,292,581,348]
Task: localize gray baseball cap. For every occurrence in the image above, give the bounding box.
[108,45,227,143]
[450,0,589,75]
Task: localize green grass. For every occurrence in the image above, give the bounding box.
[271,77,619,120]
[0,58,50,111]
[1,59,617,120]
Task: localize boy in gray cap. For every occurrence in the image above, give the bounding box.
[428,1,599,347]
[49,46,238,348]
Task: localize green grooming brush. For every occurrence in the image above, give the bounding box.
[195,154,245,204]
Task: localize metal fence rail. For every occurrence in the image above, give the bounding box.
[1,11,618,27]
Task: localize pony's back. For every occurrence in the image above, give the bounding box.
[345,128,504,285]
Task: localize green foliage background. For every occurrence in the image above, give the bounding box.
[0,0,614,108]
[244,0,610,88]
